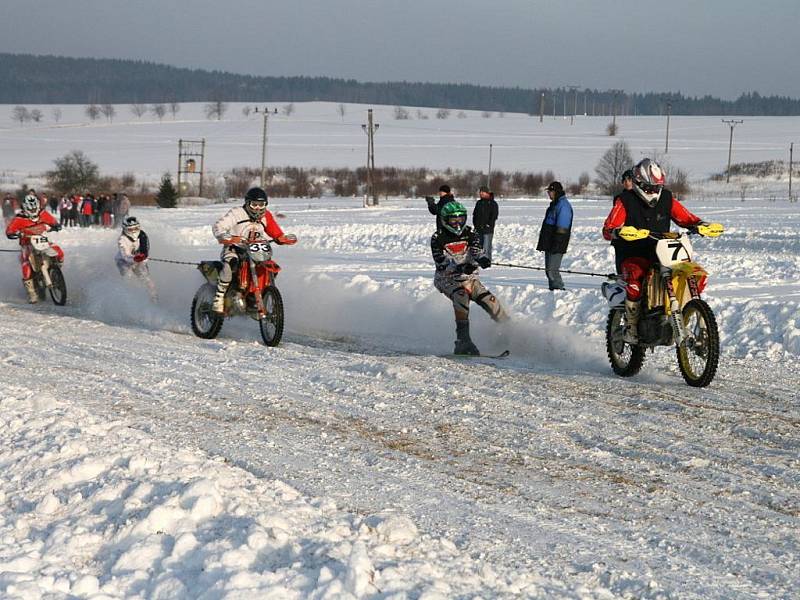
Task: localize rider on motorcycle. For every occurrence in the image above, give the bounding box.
[210,187,297,313]
[5,192,63,303]
[602,159,708,344]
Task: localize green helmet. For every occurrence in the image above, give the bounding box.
[440,201,467,235]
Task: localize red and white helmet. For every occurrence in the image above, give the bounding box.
[632,159,666,207]
[21,192,40,219]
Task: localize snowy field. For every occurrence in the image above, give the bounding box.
[1,193,798,598]
[1,102,799,191]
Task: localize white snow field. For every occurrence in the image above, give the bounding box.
[0,192,798,599]
[1,102,799,188]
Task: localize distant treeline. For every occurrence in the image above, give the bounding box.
[3,53,800,116]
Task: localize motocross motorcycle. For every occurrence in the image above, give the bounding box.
[191,234,285,346]
[10,226,67,305]
[602,223,724,387]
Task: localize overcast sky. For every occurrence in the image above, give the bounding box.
[2,0,798,99]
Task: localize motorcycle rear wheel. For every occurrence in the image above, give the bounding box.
[677,299,719,387]
[191,283,223,339]
[259,285,284,347]
[48,265,67,305]
[606,307,646,377]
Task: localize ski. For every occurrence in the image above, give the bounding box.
[445,350,510,359]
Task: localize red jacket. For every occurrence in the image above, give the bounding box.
[6,212,58,245]
[603,194,700,241]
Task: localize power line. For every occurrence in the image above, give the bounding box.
[721,119,744,183]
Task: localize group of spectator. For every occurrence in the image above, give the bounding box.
[2,190,130,229]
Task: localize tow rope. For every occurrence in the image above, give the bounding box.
[493,261,616,279]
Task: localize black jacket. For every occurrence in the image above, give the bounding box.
[426,194,455,232]
[472,194,498,234]
[536,192,573,254]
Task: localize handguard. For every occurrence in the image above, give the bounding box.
[618,225,650,242]
[697,223,724,238]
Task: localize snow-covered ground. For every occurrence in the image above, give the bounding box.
[1,195,798,599]
[1,102,799,190]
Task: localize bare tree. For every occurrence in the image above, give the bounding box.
[435,108,451,120]
[30,108,43,123]
[457,111,467,119]
[242,105,252,117]
[46,150,100,195]
[595,140,633,195]
[130,103,147,119]
[282,103,295,116]
[416,109,429,120]
[394,106,410,120]
[606,122,619,136]
[85,104,101,122]
[100,103,116,123]
[52,107,62,123]
[12,106,30,125]
[204,100,228,120]
[151,103,166,121]
[337,103,346,120]
[481,111,493,118]
[168,101,181,119]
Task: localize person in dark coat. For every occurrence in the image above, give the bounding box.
[425,184,455,232]
[472,185,499,261]
[610,169,635,273]
[536,181,573,291]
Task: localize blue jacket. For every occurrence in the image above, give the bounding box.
[536,193,573,253]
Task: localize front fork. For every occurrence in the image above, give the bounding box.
[249,260,267,319]
[661,267,687,347]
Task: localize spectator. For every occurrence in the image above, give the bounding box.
[425,184,455,232]
[47,193,58,215]
[611,169,635,273]
[80,193,94,227]
[58,195,72,228]
[2,193,16,227]
[536,181,573,291]
[472,185,499,261]
[117,193,131,222]
[69,194,80,227]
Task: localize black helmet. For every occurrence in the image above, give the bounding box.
[243,187,268,219]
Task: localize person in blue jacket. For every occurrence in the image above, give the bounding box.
[536,181,573,290]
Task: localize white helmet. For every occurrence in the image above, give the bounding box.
[632,159,666,207]
[123,216,141,238]
[21,193,40,218]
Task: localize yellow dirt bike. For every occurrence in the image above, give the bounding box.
[602,223,724,387]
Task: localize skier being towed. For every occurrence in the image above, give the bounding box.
[431,201,509,355]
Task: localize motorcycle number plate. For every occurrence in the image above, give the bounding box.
[249,242,271,253]
[656,236,693,266]
[30,235,50,251]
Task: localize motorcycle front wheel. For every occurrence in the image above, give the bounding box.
[259,285,284,347]
[677,299,719,387]
[606,307,646,377]
[47,264,67,305]
[191,283,223,339]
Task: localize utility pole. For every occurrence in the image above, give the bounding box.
[665,102,672,154]
[539,92,544,123]
[487,144,493,188]
[567,85,580,125]
[361,109,379,206]
[790,142,794,201]
[255,106,269,187]
[721,119,744,183]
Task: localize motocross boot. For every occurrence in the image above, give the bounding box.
[454,320,480,356]
[23,279,38,304]
[623,299,641,345]
[212,281,228,313]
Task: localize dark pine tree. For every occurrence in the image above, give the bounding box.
[156,174,178,208]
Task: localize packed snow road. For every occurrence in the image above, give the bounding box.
[1,197,798,598]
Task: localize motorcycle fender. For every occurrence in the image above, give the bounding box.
[670,262,706,310]
[197,262,219,284]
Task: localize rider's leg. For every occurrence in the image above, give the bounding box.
[621,257,650,344]
[20,251,37,303]
[470,279,509,323]
[213,250,238,313]
[434,275,479,355]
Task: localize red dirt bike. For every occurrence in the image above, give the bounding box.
[191,234,287,346]
[603,223,723,387]
[8,226,67,305]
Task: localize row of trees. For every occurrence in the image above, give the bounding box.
[4,53,800,116]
